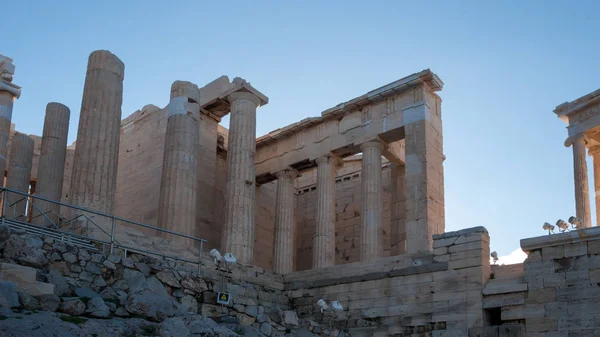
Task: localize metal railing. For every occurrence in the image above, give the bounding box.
[0,187,208,271]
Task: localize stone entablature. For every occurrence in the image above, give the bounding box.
[554,88,600,228]
[254,69,442,183]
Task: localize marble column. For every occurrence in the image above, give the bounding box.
[591,146,600,227]
[69,50,124,215]
[390,163,406,255]
[157,81,200,244]
[6,132,34,220]
[313,155,338,269]
[571,134,591,227]
[0,55,21,182]
[273,168,298,274]
[359,140,384,261]
[33,103,70,226]
[222,92,261,264]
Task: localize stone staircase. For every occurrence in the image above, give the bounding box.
[0,263,54,296]
[3,218,99,252]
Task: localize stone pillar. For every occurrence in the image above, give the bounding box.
[5,132,33,220]
[222,92,261,264]
[405,119,445,253]
[390,163,406,255]
[157,81,200,244]
[273,168,298,274]
[591,146,600,227]
[32,103,70,226]
[572,134,591,227]
[313,155,339,269]
[69,50,124,215]
[0,55,21,182]
[359,141,384,262]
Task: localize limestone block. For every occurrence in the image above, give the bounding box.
[590,268,600,283]
[501,304,545,320]
[542,246,564,260]
[543,273,566,288]
[564,242,588,257]
[588,241,600,255]
[482,292,525,309]
[526,288,556,304]
[525,318,557,332]
[483,279,527,295]
[557,285,600,301]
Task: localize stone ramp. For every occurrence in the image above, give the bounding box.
[0,262,54,296]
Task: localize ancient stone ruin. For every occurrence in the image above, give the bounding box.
[0,50,600,336]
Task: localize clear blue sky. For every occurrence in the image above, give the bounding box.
[4,1,600,257]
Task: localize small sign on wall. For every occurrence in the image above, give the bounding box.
[217,292,231,305]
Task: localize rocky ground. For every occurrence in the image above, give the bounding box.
[0,224,346,337]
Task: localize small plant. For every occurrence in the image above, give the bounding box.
[60,316,88,325]
[0,315,7,320]
[79,296,91,304]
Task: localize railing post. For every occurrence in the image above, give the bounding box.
[1,189,5,219]
[110,215,116,254]
[198,240,204,273]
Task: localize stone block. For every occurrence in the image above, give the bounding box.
[482,293,525,309]
[564,242,588,257]
[525,318,557,332]
[542,246,564,260]
[526,288,555,304]
[501,304,545,320]
[590,268,600,283]
[483,279,528,295]
[543,273,566,288]
[433,237,457,249]
[565,270,589,286]
[588,241,600,255]
[448,240,488,254]
[557,285,600,301]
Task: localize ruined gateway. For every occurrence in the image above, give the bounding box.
[0,50,599,336]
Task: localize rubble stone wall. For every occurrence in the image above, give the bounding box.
[285,226,490,337]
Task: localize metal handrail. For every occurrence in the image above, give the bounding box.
[0,187,208,271]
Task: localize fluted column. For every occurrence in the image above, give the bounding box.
[157,81,200,244]
[390,163,406,255]
[313,155,339,269]
[572,134,591,227]
[69,50,124,215]
[273,168,298,274]
[33,103,70,226]
[360,141,384,262]
[592,146,600,227]
[6,133,34,220]
[0,55,21,182]
[222,92,261,264]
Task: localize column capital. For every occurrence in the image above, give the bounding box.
[171,80,200,103]
[565,133,588,147]
[0,80,21,98]
[360,140,385,151]
[227,91,263,107]
[167,96,200,120]
[275,168,299,180]
[315,154,342,166]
